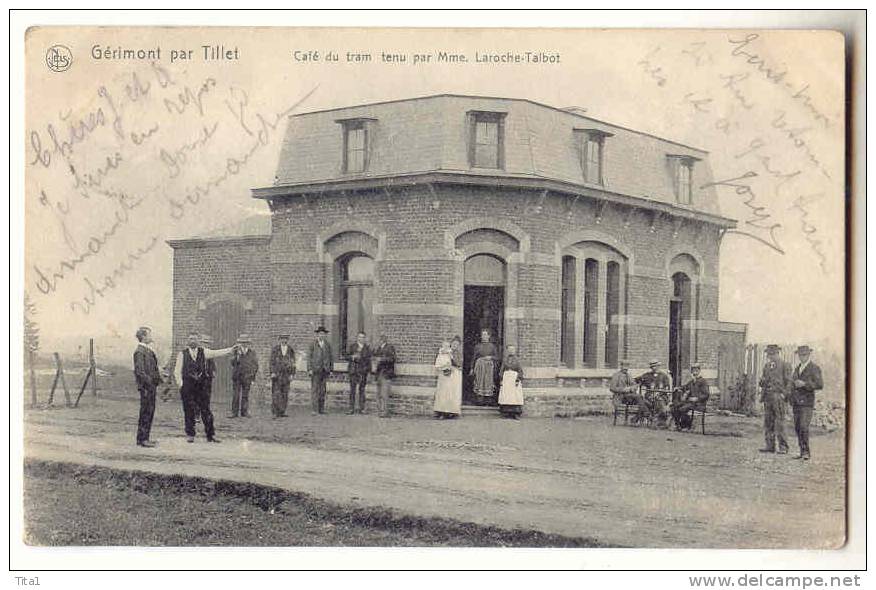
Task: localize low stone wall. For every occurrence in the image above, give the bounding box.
[282,378,615,417]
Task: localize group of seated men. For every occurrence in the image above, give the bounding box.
[609,359,710,430]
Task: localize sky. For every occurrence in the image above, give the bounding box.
[22,27,846,364]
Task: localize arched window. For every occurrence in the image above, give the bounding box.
[560,256,576,367]
[339,254,375,351]
[560,240,628,369]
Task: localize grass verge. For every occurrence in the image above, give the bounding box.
[23,459,612,548]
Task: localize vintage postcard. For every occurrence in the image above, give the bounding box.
[12,18,860,572]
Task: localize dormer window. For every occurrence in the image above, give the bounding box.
[337,118,376,174]
[667,154,699,205]
[575,129,612,186]
[468,111,506,169]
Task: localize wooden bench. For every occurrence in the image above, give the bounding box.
[673,404,707,435]
[612,397,642,426]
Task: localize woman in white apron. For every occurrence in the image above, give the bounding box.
[498,344,524,419]
[433,338,462,419]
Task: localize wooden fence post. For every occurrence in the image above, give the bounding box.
[74,365,93,408]
[89,338,97,397]
[54,352,72,407]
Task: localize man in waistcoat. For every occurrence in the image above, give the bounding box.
[230,335,259,418]
[758,344,792,454]
[635,359,673,427]
[133,326,162,447]
[270,334,296,418]
[173,332,236,443]
[790,345,824,460]
[307,326,334,415]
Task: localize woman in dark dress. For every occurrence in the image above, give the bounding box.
[471,329,498,404]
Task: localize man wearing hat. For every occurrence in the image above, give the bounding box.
[609,359,647,422]
[230,334,259,418]
[790,345,823,460]
[635,360,673,426]
[270,334,296,418]
[758,344,792,453]
[173,332,237,443]
[671,363,710,430]
[307,327,334,415]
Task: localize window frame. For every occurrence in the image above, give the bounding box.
[574,128,612,186]
[337,118,376,175]
[667,154,699,205]
[338,253,375,354]
[468,111,507,170]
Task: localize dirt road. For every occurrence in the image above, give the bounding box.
[23,398,845,548]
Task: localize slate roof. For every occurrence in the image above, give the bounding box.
[261,94,726,219]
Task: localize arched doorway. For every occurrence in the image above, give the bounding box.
[204,299,245,404]
[463,254,506,405]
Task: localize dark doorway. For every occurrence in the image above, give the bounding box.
[205,299,245,404]
[668,298,682,386]
[462,253,506,405]
[463,286,505,404]
[669,272,692,386]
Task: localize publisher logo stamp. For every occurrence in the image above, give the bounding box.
[46,45,72,72]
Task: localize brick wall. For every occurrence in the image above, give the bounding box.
[172,181,730,414]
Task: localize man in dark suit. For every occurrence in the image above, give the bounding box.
[307,326,333,415]
[270,334,296,418]
[372,334,396,418]
[133,326,162,447]
[671,363,710,430]
[790,345,824,460]
[230,334,259,418]
[201,333,217,404]
[758,344,792,454]
[346,331,372,414]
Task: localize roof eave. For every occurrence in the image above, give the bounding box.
[166,234,271,249]
[252,172,737,229]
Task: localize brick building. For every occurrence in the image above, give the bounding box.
[168,94,743,416]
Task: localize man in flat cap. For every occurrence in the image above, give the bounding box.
[758,344,792,454]
[790,345,824,460]
[307,326,334,415]
[671,363,710,431]
[346,331,372,414]
[635,359,672,426]
[230,334,259,418]
[609,359,647,423]
[173,332,237,443]
[372,334,397,418]
[270,334,296,418]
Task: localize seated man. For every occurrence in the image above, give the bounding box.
[671,363,710,430]
[635,359,672,427]
[609,359,647,423]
